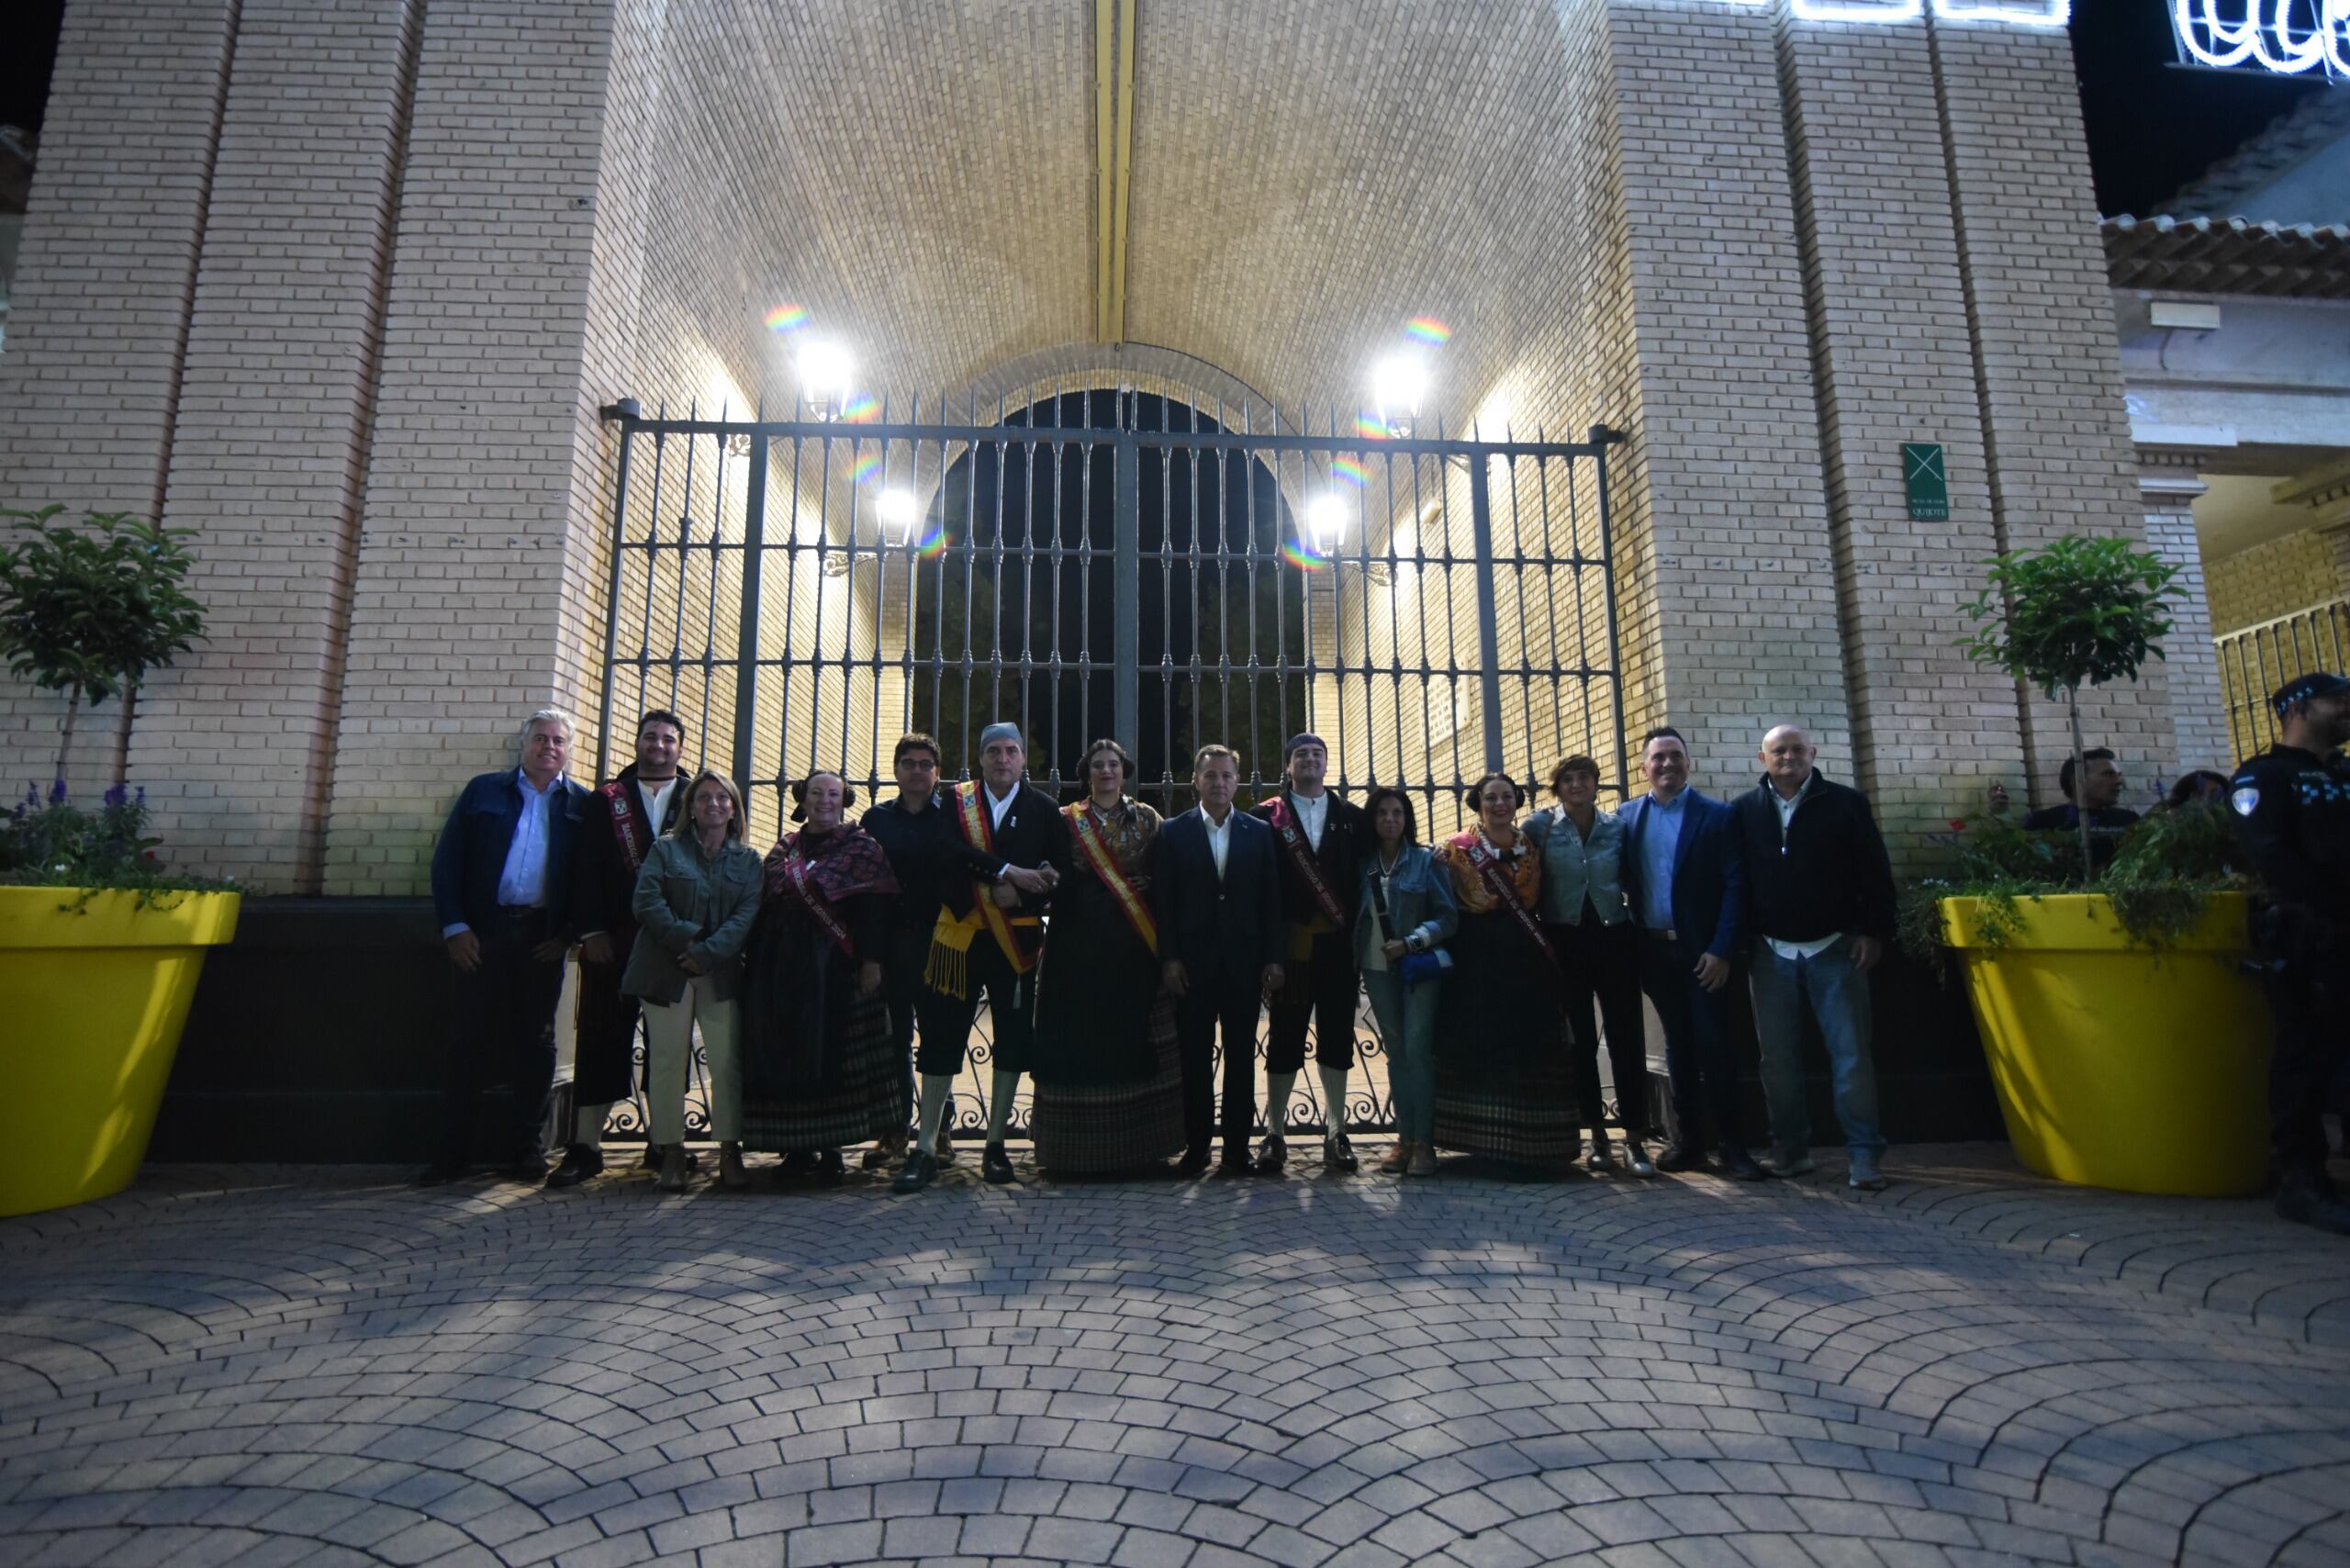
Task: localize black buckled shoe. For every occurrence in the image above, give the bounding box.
[981,1143,1020,1185]
[1653,1142,1702,1173]
[1323,1134,1360,1174]
[545,1145,602,1189]
[813,1148,846,1188]
[1718,1148,1765,1182]
[892,1149,939,1193]
[1175,1148,1211,1179]
[1252,1135,1288,1175]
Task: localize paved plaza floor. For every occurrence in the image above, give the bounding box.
[6,1147,2350,1568]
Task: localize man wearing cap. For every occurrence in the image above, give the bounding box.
[1249,734,1369,1173]
[897,722,1068,1192]
[2230,672,2350,1236]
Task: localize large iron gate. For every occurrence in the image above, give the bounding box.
[588,387,1628,1140]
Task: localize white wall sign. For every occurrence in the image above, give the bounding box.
[2171,0,2350,78]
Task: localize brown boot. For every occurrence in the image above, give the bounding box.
[1377,1142,1409,1175]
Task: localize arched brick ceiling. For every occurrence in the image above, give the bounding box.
[633,0,1599,435]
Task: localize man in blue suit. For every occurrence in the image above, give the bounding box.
[420,709,594,1183]
[1153,744,1285,1177]
[1619,726,1762,1179]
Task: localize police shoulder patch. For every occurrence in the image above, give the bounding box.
[2231,784,2260,817]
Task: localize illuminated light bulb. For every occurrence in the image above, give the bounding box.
[878,487,918,546]
[1371,354,1428,434]
[1307,493,1350,555]
[796,340,854,419]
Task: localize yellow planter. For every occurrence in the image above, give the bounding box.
[0,886,241,1216]
[1940,891,2269,1197]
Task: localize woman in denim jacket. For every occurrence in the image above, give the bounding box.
[622,770,765,1192]
[1354,786,1459,1176]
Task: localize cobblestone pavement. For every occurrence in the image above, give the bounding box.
[6,1146,2350,1568]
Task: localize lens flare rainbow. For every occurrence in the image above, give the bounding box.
[764,304,810,335]
[1403,316,1451,345]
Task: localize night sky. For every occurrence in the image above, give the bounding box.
[0,1,2329,220]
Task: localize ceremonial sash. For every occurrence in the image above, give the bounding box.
[782,850,855,957]
[599,778,658,876]
[1458,832,1560,969]
[1067,802,1157,955]
[1267,795,1348,930]
[922,782,1043,999]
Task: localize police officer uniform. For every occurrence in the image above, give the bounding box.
[2229,671,2350,1232]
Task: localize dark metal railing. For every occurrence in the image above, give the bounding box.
[588,387,1625,1137]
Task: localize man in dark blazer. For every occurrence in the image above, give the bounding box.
[549,709,687,1188]
[901,720,1069,1191]
[1619,725,1760,1179]
[1249,733,1369,1173]
[1154,744,1285,1177]
[421,709,594,1184]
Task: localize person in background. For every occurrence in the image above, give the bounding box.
[1027,738,1187,1177]
[1620,728,1761,1181]
[420,710,592,1185]
[1429,773,1582,1169]
[621,769,763,1193]
[1523,756,1653,1177]
[1729,725,1895,1191]
[740,772,901,1187]
[554,709,688,1188]
[2019,747,2140,833]
[1354,786,1456,1177]
[2229,672,2350,1236]
[2164,769,2231,811]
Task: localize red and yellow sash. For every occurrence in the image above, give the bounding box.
[782,849,854,956]
[922,782,1044,999]
[1266,794,1348,930]
[1067,801,1157,955]
[599,778,659,875]
[1455,830,1560,969]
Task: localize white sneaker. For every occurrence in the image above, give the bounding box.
[1848,1149,1887,1190]
[1757,1148,1816,1178]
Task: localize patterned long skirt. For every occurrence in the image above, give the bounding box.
[1030,993,1188,1173]
[739,922,906,1151]
[1431,910,1581,1163]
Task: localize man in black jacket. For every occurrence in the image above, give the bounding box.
[550,709,687,1188]
[897,722,1068,1191]
[1730,724,1896,1190]
[1249,734,1369,1173]
[1154,744,1285,1176]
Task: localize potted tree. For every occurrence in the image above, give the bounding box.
[0,504,237,1217]
[1932,533,2267,1198]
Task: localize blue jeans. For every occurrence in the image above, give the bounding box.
[1361,968,1438,1143]
[1750,936,1885,1159]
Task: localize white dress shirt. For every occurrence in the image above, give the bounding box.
[1292,790,1329,851]
[987,784,1019,832]
[639,774,680,834]
[1202,805,1234,878]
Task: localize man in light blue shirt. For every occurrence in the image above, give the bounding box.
[422,710,593,1185]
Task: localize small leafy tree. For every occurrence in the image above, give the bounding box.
[0,505,206,788]
[1959,534,2179,878]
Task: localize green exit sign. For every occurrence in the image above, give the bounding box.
[1903,442,1948,521]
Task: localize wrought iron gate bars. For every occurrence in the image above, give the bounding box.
[588,390,1630,1139]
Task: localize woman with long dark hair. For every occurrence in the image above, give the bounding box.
[1027,738,1187,1174]
[1429,773,1581,1166]
[738,771,901,1184]
[1354,786,1457,1176]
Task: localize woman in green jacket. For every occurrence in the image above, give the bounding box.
[622,769,765,1192]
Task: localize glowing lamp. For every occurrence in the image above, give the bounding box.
[796,340,854,420]
[1371,353,1428,434]
[1307,494,1351,555]
[878,487,919,546]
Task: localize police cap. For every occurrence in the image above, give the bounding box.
[2271,671,2350,719]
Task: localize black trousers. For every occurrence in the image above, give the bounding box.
[440,908,566,1168]
[1266,929,1360,1072]
[1553,918,1651,1137]
[1176,963,1264,1157]
[2267,963,2350,1182]
[1638,932,1743,1154]
[570,952,640,1109]
[884,924,933,1124]
[917,936,1036,1078]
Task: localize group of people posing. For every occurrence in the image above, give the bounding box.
[423,706,1899,1193]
